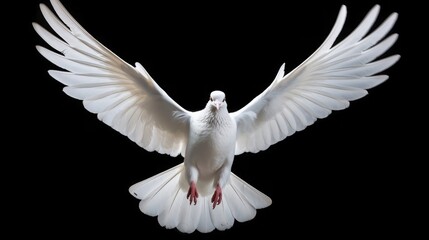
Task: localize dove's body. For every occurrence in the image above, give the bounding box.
[186,106,236,185]
[34,0,399,234]
[128,91,267,233]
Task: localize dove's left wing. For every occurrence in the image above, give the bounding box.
[231,5,399,155]
[34,0,190,157]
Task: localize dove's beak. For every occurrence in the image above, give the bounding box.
[211,100,222,110]
[214,102,221,110]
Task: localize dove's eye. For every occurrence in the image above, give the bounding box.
[210,97,213,101]
[222,98,225,102]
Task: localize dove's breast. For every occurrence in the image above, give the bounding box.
[186,111,237,177]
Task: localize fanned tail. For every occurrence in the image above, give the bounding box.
[129,163,272,233]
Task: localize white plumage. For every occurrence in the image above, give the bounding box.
[34,0,399,233]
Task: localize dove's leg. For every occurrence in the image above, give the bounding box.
[187,181,198,205]
[185,164,199,205]
[211,159,232,209]
[211,184,222,209]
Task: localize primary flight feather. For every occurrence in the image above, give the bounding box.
[34,0,399,233]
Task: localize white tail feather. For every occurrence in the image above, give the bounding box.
[129,163,272,233]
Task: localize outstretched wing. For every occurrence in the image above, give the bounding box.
[34,0,190,157]
[232,5,399,155]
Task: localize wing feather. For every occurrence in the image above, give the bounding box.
[232,5,399,155]
[35,0,190,157]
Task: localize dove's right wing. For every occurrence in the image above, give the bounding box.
[231,5,399,155]
[34,0,190,157]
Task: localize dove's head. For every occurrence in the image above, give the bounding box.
[208,90,227,111]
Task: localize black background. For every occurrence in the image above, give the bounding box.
[9,0,419,238]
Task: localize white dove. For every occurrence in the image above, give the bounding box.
[33,0,399,233]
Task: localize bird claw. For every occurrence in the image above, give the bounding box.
[187,182,198,205]
[211,185,222,209]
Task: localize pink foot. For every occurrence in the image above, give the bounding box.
[211,184,222,209]
[187,181,199,205]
